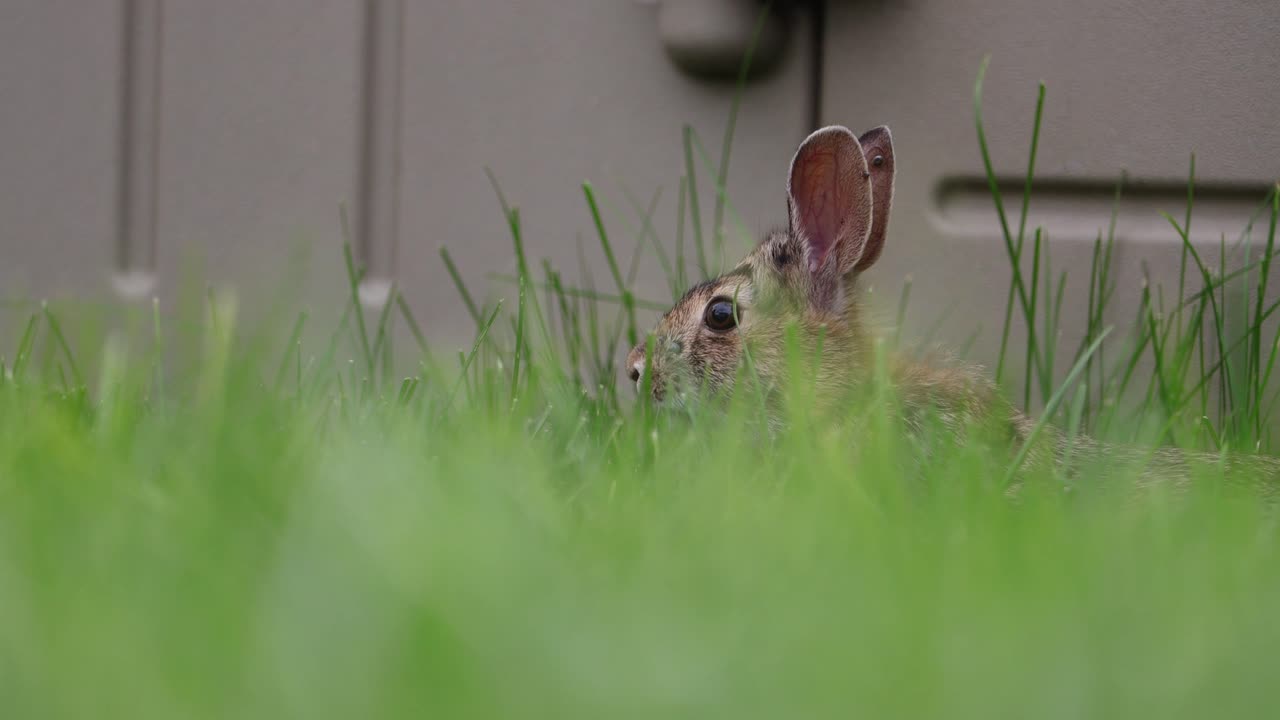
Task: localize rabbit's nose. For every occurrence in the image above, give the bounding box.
[625,345,645,385]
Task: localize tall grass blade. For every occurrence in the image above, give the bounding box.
[583,181,638,348]
[340,220,374,379]
[440,246,482,327]
[683,125,707,278]
[444,301,503,414]
[396,294,430,357]
[274,311,308,390]
[41,303,84,390]
[974,57,1043,389]
[1006,327,1112,484]
[11,313,39,381]
[711,0,773,269]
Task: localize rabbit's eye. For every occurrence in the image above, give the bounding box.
[872,155,885,167]
[703,298,738,332]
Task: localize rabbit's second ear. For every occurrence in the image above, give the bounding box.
[787,126,873,290]
[853,126,895,273]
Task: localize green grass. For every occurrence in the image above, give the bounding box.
[2,58,1280,718]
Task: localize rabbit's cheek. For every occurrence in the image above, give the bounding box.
[685,332,741,393]
[646,344,688,404]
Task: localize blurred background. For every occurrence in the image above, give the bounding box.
[2,0,1277,376]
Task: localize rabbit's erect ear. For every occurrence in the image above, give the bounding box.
[787,126,873,283]
[853,126,895,273]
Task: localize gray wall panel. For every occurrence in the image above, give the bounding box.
[0,2,120,306]
[154,0,363,319]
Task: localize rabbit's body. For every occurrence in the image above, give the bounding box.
[626,124,1280,494]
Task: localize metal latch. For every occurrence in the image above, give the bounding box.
[641,0,792,81]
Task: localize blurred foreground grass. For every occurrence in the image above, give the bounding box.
[2,310,1280,719]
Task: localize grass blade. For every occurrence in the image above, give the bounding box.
[682,125,707,278]
[340,209,374,379]
[370,284,398,384]
[273,311,308,390]
[42,303,84,390]
[974,57,1043,390]
[11,313,39,381]
[440,246,482,327]
[676,175,689,293]
[1006,326,1113,484]
[444,301,503,414]
[711,0,773,269]
[583,181,637,348]
[511,276,527,405]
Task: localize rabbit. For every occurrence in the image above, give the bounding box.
[624,125,1280,494]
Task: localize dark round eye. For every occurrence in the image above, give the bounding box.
[872,154,885,167]
[703,298,738,332]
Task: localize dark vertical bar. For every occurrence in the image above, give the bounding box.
[356,0,406,308]
[807,0,825,131]
[115,0,162,298]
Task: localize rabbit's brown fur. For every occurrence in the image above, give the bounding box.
[626,124,1280,494]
